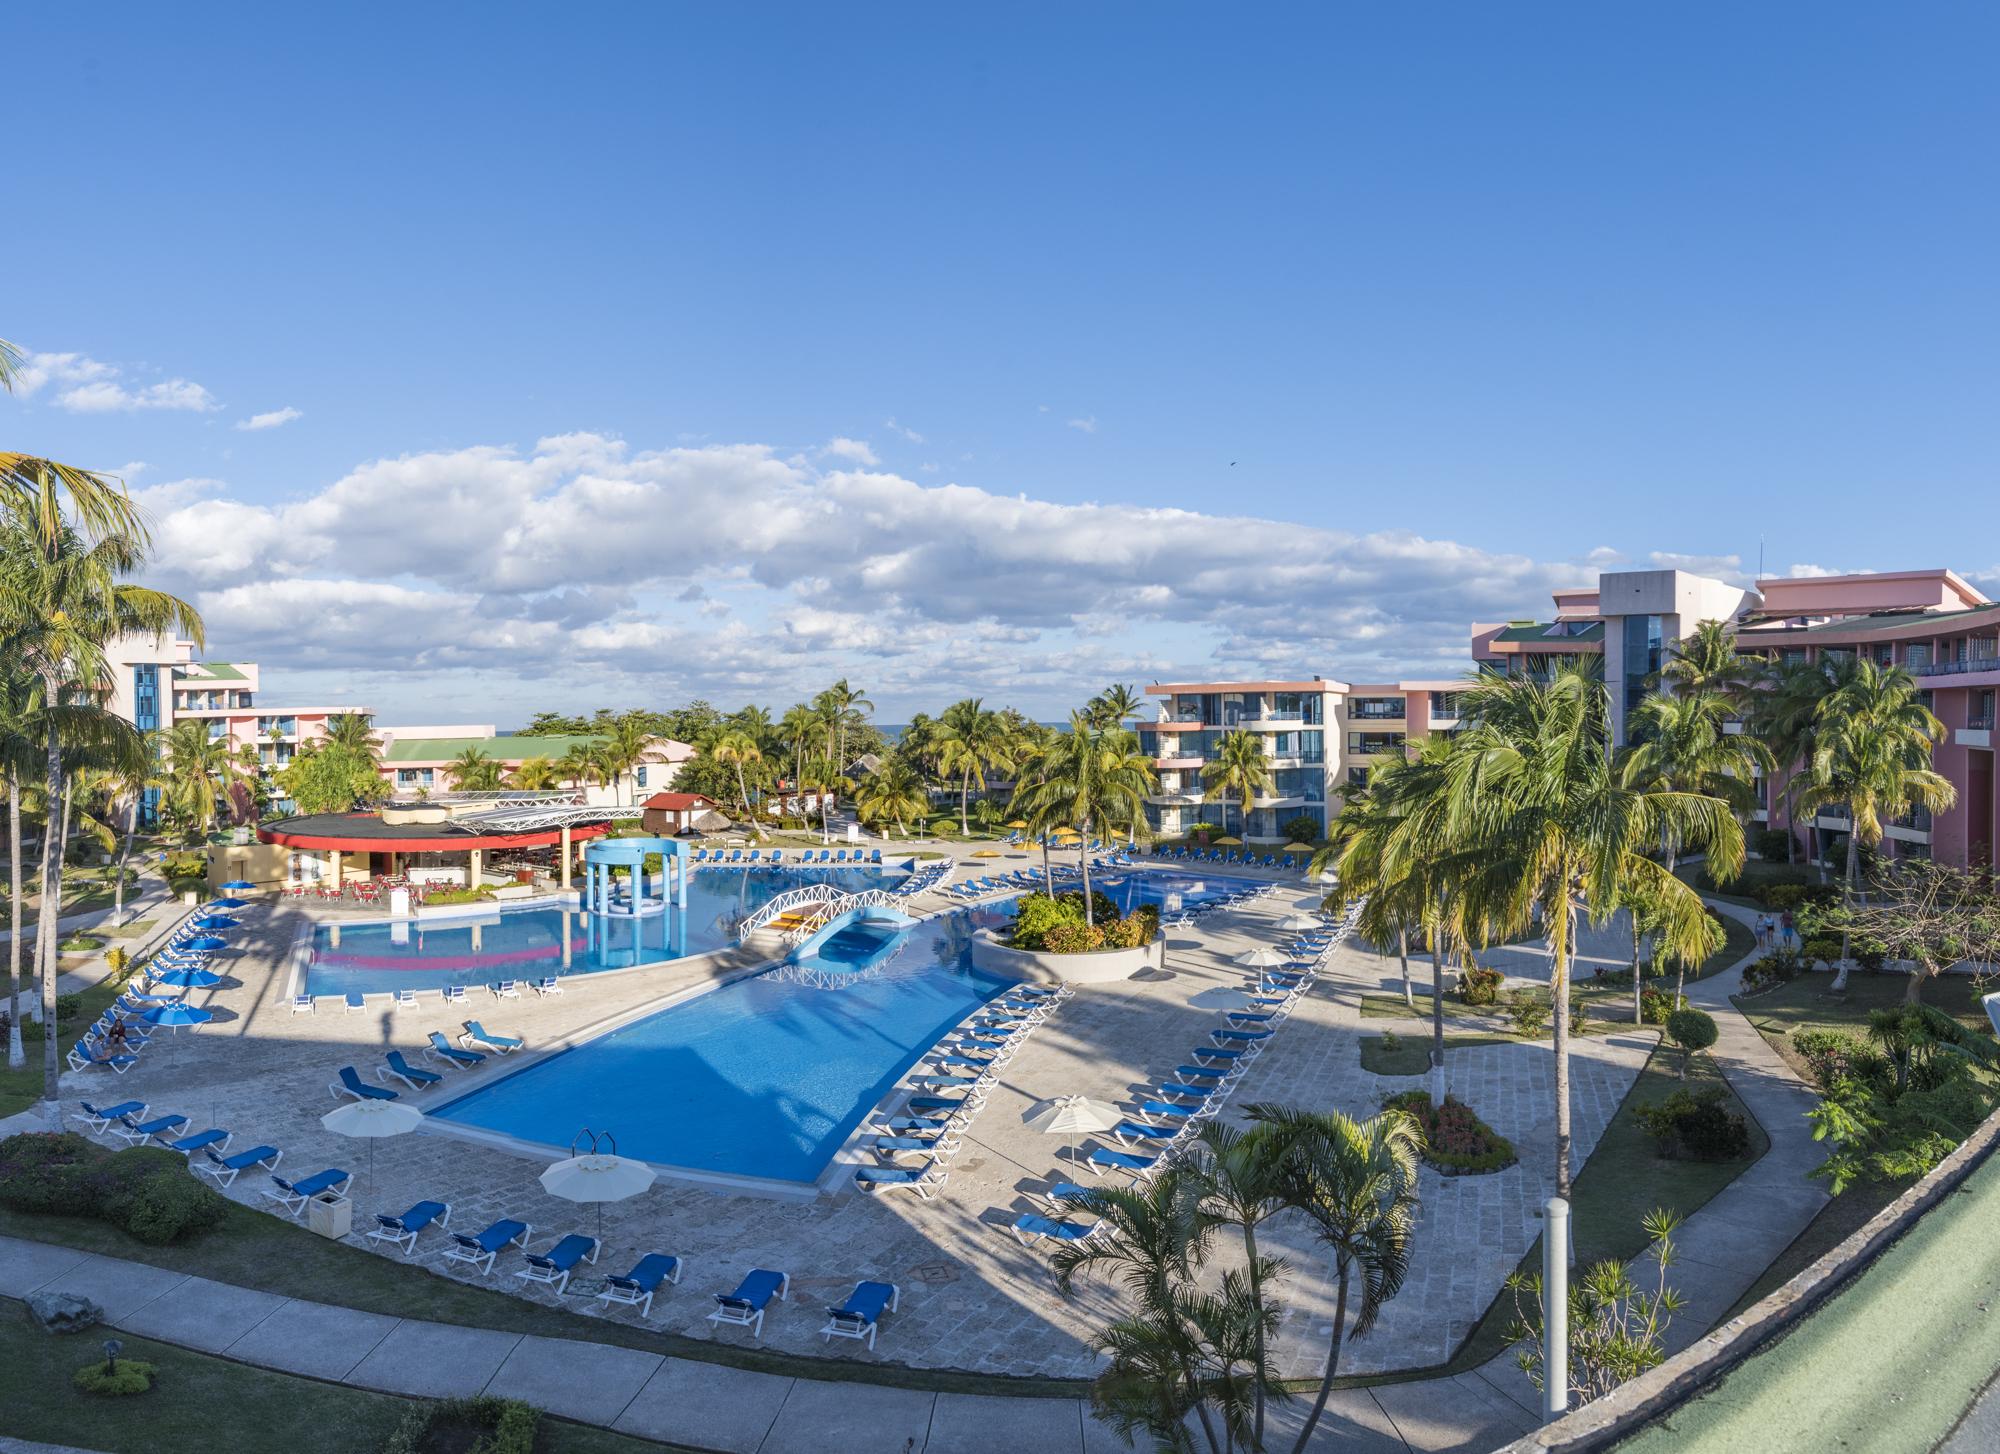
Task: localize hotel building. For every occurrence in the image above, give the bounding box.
[373,725,694,804]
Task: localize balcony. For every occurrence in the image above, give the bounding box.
[1149,719,1205,732]
[1912,655,2000,680]
[1888,806,1933,842]
[1153,755,1204,770]
[1237,710,1307,729]
[1959,726,1993,749]
[1347,705,1406,722]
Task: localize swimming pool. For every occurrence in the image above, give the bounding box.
[430,906,1017,1182]
[303,864,908,997]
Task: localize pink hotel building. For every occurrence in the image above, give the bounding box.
[1144,565,1998,869]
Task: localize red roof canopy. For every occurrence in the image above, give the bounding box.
[642,791,718,811]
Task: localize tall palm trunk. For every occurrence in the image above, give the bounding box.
[1243,1218,1269,1450]
[1292,1256,1353,1454]
[1551,891,1575,1201]
[1079,822,1094,924]
[959,769,971,837]
[35,714,65,1109]
[113,791,138,927]
[1040,836,1052,893]
[1632,916,1645,1024]
[7,770,22,1070]
[1396,927,1413,1010]
[1429,932,1446,1103]
[1832,826,1862,992]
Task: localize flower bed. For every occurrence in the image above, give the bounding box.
[1383,1090,1518,1175]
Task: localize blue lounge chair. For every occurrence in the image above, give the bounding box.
[425,1031,485,1068]
[1156,1082,1212,1102]
[491,980,521,999]
[854,1160,948,1198]
[533,976,563,997]
[290,994,315,1015]
[381,1050,443,1090]
[1193,1045,1250,1067]
[111,1112,187,1145]
[727,850,742,864]
[1213,1028,1272,1046]
[265,1168,352,1216]
[1227,1011,1276,1025]
[1175,1065,1228,1084]
[708,1268,789,1338]
[821,1280,899,1349]
[161,1128,232,1157]
[391,988,420,1010]
[195,1144,280,1187]
[67,1041,138,1074]
[72,1099,146,1134]
[1087,1147,1161,1181]
[691,848,708,863]
[908,1094,976,1116]
[331,1066,398,1102]
[344,992,367,1014]
[460,1021,522,1052]
[370,1199,452,1255]
[596,1253,682,1317]
[441,985,468,1004]
[1139,1100,1202,1122]
[1011,1213,1102,1247]
[770,849,785,863]
[444,1218,532,1274]
[517,1233,599,1293]
[869,849,884,863]
[1113,1120,1178,1146]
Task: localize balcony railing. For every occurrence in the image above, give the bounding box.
[1238,709,1306,724]
[1911,655,2000,678]
[1348,706,1406,721]
[1968,712,1997,731]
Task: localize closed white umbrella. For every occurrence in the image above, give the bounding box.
[1022,1095,1122,1136]
[540,1153,658,1239]
[321,1099,424,1182]
[1234,947,1288,969]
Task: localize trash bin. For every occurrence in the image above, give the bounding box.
[306,1193,352,1241]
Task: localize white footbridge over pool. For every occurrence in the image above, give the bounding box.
[737,884,905,945]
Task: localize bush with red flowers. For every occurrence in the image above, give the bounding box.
[1382,1090,1518,1175]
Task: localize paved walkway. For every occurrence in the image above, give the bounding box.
[8,879,1834,1453]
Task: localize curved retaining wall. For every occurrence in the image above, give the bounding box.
[966,926,1164,985]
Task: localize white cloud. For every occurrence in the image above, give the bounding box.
[883,418,924,443]
[235,406,303,431]
[1065,415,1098,433]
[115,461,148,480]
[821,436,880,466]
[6,346,219,413]
[137,430,1617,719]
[1647,551,1751,585]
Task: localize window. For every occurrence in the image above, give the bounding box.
[1907,643,1933,671]
[132,664,159,732]
[635,766,650,788]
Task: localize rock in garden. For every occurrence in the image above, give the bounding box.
[26,1291,104,1334]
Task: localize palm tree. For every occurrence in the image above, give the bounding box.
[814,678,873,774]
[1201,729,1273,839]
[1794,660,1956,992]
[778,704,821,800]
[446,746,501,791]
[507,756,559,790]
[1659,619,1759,703]
[936,697,1015,836]
[1186,1122,1292,1448]
[160,720,232,836]
[0,663,39,1069]
[1622,688,1773,874]
[1008,713,1155,921]
[855,760,926,837]
[555,742,601,794]
[322,713,383,759]
[711,731,766,837]
[1086,683,1146,731]
[107,731,159,928]
[1246,1104,1424,1454]
[1444,668,1744,1198]
[593,715,657,805]
[1748,655,1854,872]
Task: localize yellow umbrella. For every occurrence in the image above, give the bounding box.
[1005,820,1029,830]
[1051,826,1082,840]
[1284,843,1317,855]
[971,849,1001,858]
[1213,835,1244,846]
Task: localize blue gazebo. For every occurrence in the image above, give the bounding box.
[581,836,692,917]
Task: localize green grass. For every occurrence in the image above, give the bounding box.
[1733,972,2000,1083]
[0,973,133,1117]
[105,917,158,938]
[1359,1031,1512,1076]
[0,1196,1093,1398]
[1677,857,1824,909]
[1439,1044,1771,1374]
[0,1305,689,1454]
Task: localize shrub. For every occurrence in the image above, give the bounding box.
[1043,921,1106,954]
[1383,1090,1517,1174]
[1510,996,1550,1036]
[1854,939,1889,973]
[104,947,130,982]
[1752,828,1795,861]
[421,885,495,906]
[381,1396,542,1454]
[1459,967,1504,1006]
[1801,935,1842,966]
[54,992,83,1023]
[0,1138,225,1243]
[58,935,104,954]
[74,1359,156,1396]
[0,1132,95,1216]
[1739,954,1797,995]
[1280,815,1323,846]
[1666,1008,1719,1077]
[1634,1086,1751,1161]
[1639,988,1681,1026]
[1792,1029,1885,1094]
[1379,1030,1402,1055]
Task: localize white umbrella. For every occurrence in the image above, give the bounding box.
[1189,985,1257,1011]
[1312,869,1340,887]
[1022,1095,1122,1136]
[321,1099,424,1182]
[1277,913,1323,932]
[1234,947,1289,969]
[540,1153,658,1240]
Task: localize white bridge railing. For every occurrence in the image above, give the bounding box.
[781,888,901,946]
[736,884,904,943]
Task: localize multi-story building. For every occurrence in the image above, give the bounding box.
[1136,678,1464,841]
[374,724,694,804]
[1479,565,2000,870]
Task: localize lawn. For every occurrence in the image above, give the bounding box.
[0,1305,689,1454]
[0,972,134,1117]
[1359,1031,1512,1076]
[1733,971,2000,1084]
[0,1189,1092,1398]
[1441,1044,1771,1374]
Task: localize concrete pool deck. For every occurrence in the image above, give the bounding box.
[28,845,1841,1448]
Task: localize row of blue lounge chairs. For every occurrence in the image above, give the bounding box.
[850,981,1073,1202]
[294,978,563,1016]
[1152,844,1311,870]
[1002,907,1360,1247]
[691,847,886,866]
[327,1023,525,1101]
[73,1098,287,1186]
[941,857,1135,901]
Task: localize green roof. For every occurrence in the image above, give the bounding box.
[381,733,605,764]
[175,662,246,681]
[1492,621,1604,645]
[1744,600,2000,641]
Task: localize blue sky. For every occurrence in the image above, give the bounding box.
[6,4,1997,724]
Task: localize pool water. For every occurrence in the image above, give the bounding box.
[430,907,1016,1181]
[304,865,907,997]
